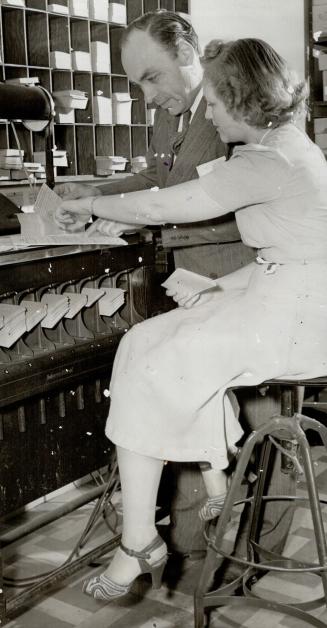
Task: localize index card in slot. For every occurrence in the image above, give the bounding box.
[98,288,125,317]
[89,0,108,21]
[81,287,106,307]
[109,2,127,24]
[20,300,48,332]
[69,0,89,17]
[48,4,69,14]
[91,41,111,73]
[71,51,92,72]
[63,292,88,318]
[40,294,70,328]
[2,0,26,5]
[53,90,88,110]
[0,303,27,348]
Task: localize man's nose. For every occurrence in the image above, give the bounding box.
[143,85,158,105]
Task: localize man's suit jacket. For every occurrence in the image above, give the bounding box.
[97,98,255,277]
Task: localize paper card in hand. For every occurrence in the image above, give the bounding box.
[161,268,217,299]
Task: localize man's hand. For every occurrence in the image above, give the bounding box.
[55,197,94,232]
[86,218,138,238]
[55,182,102,200]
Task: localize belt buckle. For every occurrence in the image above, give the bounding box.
[256,257,278,275]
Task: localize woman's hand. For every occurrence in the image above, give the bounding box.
[86,218,138,238]
[55,197,94,232]
[165,288,215,309]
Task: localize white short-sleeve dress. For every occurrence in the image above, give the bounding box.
[105,124,327,470]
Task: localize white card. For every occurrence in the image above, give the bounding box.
[161,268,216,298]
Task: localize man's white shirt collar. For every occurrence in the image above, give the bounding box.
[177,88,203,131]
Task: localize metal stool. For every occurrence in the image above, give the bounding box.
[194,378,327,628]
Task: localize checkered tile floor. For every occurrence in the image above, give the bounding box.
[2,446,327,628]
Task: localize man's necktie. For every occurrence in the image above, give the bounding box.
[171,109,192,156]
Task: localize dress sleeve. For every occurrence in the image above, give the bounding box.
[199,145,291,212]
[90,144,291,226]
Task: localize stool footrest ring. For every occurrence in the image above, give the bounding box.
[197,594,327,627]
[243,564,326,611]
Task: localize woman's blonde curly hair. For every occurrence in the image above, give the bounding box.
[201,38,307,128]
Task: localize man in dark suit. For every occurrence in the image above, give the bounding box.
[57,10,295,570]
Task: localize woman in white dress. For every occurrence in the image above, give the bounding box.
[56,38,327,601]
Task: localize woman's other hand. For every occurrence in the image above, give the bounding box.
[86,218,137,238]
[54,197,94,232]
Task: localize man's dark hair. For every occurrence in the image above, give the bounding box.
[121,10,200,55]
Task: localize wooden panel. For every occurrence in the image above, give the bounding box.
[0,380,112,515]
[70,18,89,52]
[175,0,189,12]
[52,69,72,91]
[148,126,154,148]
[33,69,51,91]
[4,67,28,80]
[110,26,125,74]
[2,8,26,65]
[131,83,146,124]
[26,0,47,8]
[144,0,160,12]
[160,0,175,10]
[55,125,76,175]
[26,12,49,66]
[49,15,70,52]
[90,21,109,43]
[95,125,114,155]
[131,125,147,157]
[114,125,131,161]
[33,129,47,152]
[75,125,95,174]
[111,76,128,92]
[8,124,32,162]
[0,125,8,150]
[94,74,111,98]
[73,73,93,123]
[127,0,143,23]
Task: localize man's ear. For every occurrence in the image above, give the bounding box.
[176,39,195,66]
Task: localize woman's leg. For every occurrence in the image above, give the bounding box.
[199,463,228,497]
[198,463,228,521]
[101,445,165,585]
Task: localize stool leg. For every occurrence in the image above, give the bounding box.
[194,430,263,627]
[0,552,5,626]
[247,437,273,561]
[298,427,327,604]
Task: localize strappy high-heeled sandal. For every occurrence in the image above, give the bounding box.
[198,493,226,521]
[83,535,167,601]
